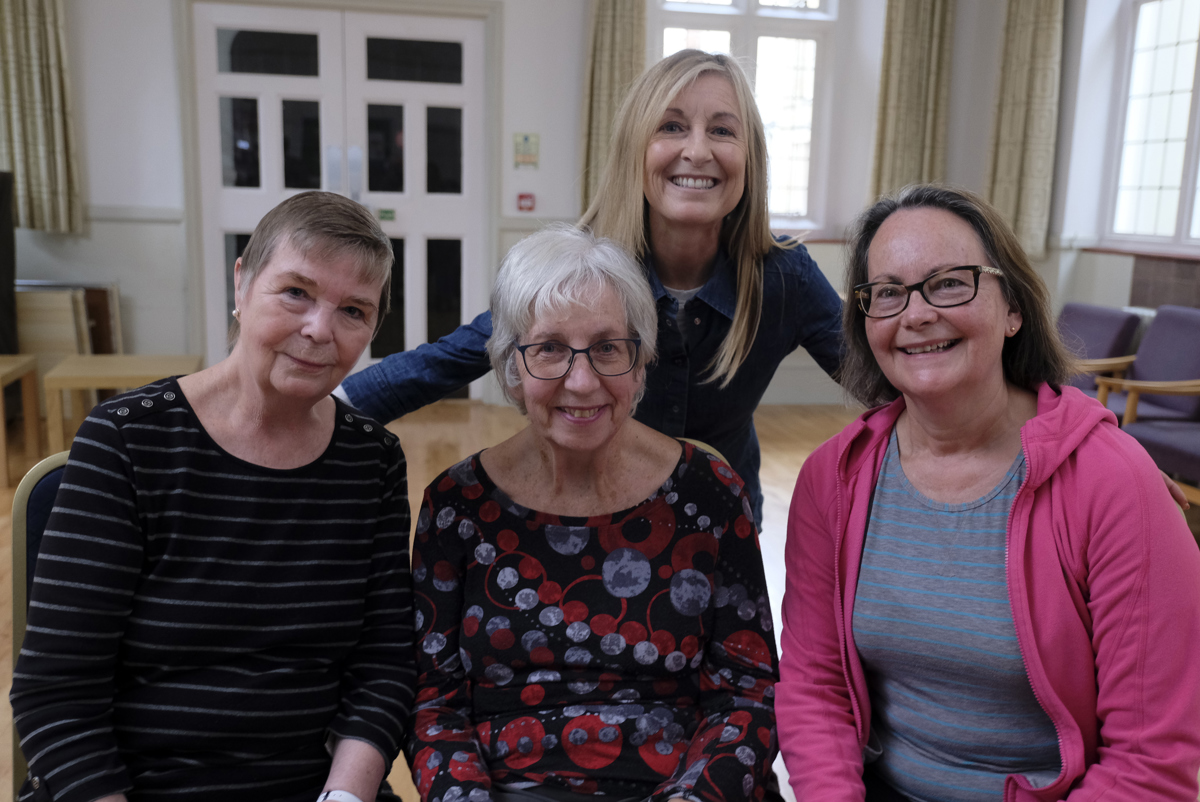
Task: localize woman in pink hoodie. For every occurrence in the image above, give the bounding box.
[777,185,1200,801]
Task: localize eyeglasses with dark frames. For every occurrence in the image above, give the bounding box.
[515,338,641,380]
[854,265,1004,319]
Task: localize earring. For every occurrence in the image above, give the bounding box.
[1010,326,1017,333]
[232,308,241,320]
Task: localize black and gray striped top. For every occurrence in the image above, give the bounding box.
[11,378,414,802]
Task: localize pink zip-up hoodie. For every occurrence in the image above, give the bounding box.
[777,383,1200,801]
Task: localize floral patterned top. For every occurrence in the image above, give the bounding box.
[409,442,779,802]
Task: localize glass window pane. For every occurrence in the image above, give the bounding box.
[372,239,405,358]
[758,0,822,7]
[427,238,466,398]
[368,105,404,193]
[217,29,318,76]
[367,38,462,83]
[220,97,260,188]
[1114,0,1200,236]
[675,0,732,4]
[282,100,320,189]
[663,28,732,57]
[427,107,462,194]
[756,36,817,216]
[224,233,252,323]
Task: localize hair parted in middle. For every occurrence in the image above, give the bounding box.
[838,184,1077,408]
[578,48,791,388]
[487,224,658,415]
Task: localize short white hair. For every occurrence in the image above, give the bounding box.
[487,223,658,414]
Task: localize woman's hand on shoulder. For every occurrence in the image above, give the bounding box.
[1163,470,1191,510]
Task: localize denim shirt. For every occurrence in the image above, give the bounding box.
[341,243,844,524]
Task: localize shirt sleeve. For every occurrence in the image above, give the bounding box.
[775,244,844,378]
[341,310,494,423]
[653,457,780,802]
[10,412,141,802]
[327,437,415,772]
[407,482,493,802]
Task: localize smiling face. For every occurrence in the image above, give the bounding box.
[864,207,1021,405]
[512,285,642,454]
[234,238,381,405]
[643,73,747,239]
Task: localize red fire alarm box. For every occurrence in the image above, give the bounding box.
[518,193,535,212]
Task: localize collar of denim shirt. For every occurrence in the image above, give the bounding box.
[642,248,739,321]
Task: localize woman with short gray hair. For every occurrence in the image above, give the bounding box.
[408,225,778,802]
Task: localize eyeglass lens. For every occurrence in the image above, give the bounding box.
[522,339,637,379]
[861,268,979,317]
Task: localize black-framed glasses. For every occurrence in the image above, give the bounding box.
[515,338,641,380]
[854,265,1004,319]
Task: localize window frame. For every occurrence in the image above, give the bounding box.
[1103,0,1200,256]
[645,0,837,232]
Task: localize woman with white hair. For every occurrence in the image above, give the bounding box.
[408,225,778,802]
[338,49,844,528]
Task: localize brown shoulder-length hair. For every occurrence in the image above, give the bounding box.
[838,184,1076,408]
[578,48,790,387]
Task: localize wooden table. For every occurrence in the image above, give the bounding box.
[0,354,41,487]
[44,354,204,452]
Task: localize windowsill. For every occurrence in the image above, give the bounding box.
[1083,245,1200,262]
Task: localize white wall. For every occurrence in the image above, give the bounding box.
[499,0,588,221]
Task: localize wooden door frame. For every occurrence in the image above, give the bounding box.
[173,0,503,362]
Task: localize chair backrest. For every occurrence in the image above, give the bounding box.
[11,450,69,800]
[1058,303,1142,391]
[1057,302,1140,359]
[1128,305,1200,417]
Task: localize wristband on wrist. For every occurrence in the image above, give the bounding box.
[317,791,365,802]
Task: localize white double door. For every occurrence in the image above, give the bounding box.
[193,3,486,387]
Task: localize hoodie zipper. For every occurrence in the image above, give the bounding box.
[1003,427,1065,801]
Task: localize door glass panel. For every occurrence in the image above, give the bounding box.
[217,29,318,76]
[220,97,260,187]
[282,100,321,189]
[366,38,462,83]
[427,239,466,397]
[372,239,405,358]
[224,233,252,325]
[368,104,405,192]
[427,107,462,194]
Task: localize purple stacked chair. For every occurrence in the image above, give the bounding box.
[1084,305,1200,421]
[1057,302,1140,391]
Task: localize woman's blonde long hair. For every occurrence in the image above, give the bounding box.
[578,49,787,387]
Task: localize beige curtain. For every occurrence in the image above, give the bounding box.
[0,0,83,234]
[581,0,645,211]
[870,0,956,199]
[984,0,1063,259]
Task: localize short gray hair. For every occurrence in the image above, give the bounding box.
[487,224,658,413]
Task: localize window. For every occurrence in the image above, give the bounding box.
[648,0,835,228]
[1110,0,1200,249]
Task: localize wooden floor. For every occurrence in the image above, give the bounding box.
[0,401,855,800]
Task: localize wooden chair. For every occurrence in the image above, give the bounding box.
[1084,305,1200,423]
[11,451,70,799]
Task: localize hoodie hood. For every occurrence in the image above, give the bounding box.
[1021,383,1117,492]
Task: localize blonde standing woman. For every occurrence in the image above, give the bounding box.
[336,49,845,528]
